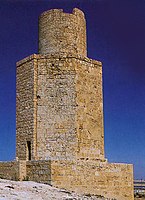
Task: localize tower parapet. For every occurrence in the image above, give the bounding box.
[38,8,87,56]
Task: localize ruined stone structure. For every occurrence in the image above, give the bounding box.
[0,8,134,200]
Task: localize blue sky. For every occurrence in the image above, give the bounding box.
[0,0,145,179]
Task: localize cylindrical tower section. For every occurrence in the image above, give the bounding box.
[38,8,87,56]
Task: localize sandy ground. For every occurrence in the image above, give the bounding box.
[0,179,108,200]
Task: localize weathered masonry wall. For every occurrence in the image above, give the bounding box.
[26,160,51,184]
[0,161,19,180]
[17,54,104,161]
[39,8,87,56]
[75,58,104,160]
[36,54,104,161]
[16,55,38,160]
[0,161,26,181]
[0,159,134,200]
[37,56,77,160]
[0,160,50,183]
[51,160,134,200]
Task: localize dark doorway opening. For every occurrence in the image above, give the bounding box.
[27,141,31,160]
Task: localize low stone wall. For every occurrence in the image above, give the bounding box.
[0,160,51,183]
[0,161,19,180]
[0,159,134,199]
[51,160,134,200]
[26,160,51,184]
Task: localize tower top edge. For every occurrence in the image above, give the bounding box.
[40,8,84,18]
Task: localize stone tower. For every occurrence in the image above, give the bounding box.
[16,8,104,162]
[0,8,134,200]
